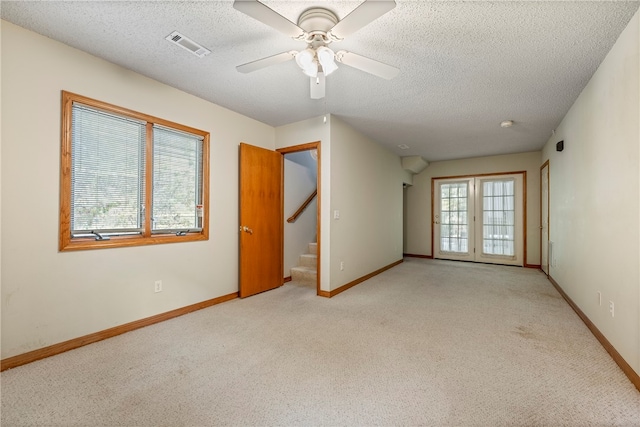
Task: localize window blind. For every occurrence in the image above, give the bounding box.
[70,103,145,234]
[152,125,203,232]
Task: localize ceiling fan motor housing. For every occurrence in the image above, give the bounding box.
[297,8,339,45]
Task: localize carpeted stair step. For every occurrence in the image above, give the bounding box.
[298,253,317,268]
[290,242,317,287]
[290,266,316,286]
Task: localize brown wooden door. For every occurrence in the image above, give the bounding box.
[239,143,283,298]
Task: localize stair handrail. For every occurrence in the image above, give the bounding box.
[287,189,317,223]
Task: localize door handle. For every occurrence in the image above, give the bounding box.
[240,226,253,235]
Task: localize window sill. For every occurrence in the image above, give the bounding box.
[59,232,208,252]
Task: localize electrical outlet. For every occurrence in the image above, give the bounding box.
[154,280,163,293]
[333,210,340,220]
[340,261,344,271]
[609,301,614,317]
[597,291,601,306]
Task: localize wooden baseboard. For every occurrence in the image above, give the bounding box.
[405,254,539,270]
[320,259,403,298]
[283,276,292,283]
[548,275,640,392]
[0,292,239,372]
[403,253,433,259]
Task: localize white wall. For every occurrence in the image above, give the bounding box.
[328,116,404,290]
[276,115,405,292]
[405,151,542,265]
[283,154,317,276]
[1,21,275,359]
[0,20,3,360]
[541,10,640,374]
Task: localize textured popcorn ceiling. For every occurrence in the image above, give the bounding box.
[2,1,638,161]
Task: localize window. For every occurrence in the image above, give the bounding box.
[60,91,209,251]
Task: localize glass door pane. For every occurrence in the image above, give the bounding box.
[439,181,470,255]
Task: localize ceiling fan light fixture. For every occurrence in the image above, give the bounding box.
[295,48,318,77]
[295,48,314,68]
[303,61,319,78]
[316,46,338,76]
[322,61,338,76]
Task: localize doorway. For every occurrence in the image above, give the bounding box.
[432,172,525,266]
[277,142,321,295]
[540,161,550,275]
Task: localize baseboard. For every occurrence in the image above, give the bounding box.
[320,259,404,298]
[548,275,640,392]
[283,276,292,283]
[403,253,433,259]
[525,263,542,269]
[0,292,239,372]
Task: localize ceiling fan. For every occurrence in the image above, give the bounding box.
[233,0,399,99]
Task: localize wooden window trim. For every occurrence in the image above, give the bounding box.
[59,91,210,251]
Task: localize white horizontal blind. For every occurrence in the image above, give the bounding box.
[71,103,145,234]
[152,125,203,232]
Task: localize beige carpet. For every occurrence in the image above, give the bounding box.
[2,258,639,426]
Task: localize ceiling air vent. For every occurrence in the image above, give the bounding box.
[165,31,211,58]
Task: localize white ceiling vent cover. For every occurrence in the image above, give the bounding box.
[165,31,211,58]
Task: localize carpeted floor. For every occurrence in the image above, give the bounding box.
[2,258,639,426]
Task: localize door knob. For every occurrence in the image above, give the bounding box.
[240,226,253,234]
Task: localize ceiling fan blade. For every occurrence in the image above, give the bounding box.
[233,0,305,39]
[336,51,399,80]
[236,51,296,73]
[329,0,396,40]
[310,73,326,99]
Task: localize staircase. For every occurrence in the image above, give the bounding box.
[290,243,317,287]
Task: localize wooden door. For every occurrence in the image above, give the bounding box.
[239,143,283,298]
[540,162,550,275]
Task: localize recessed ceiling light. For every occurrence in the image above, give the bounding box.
[398,144,410,150]
[500,120,514,128]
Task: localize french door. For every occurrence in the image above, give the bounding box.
[433,173,524,266]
